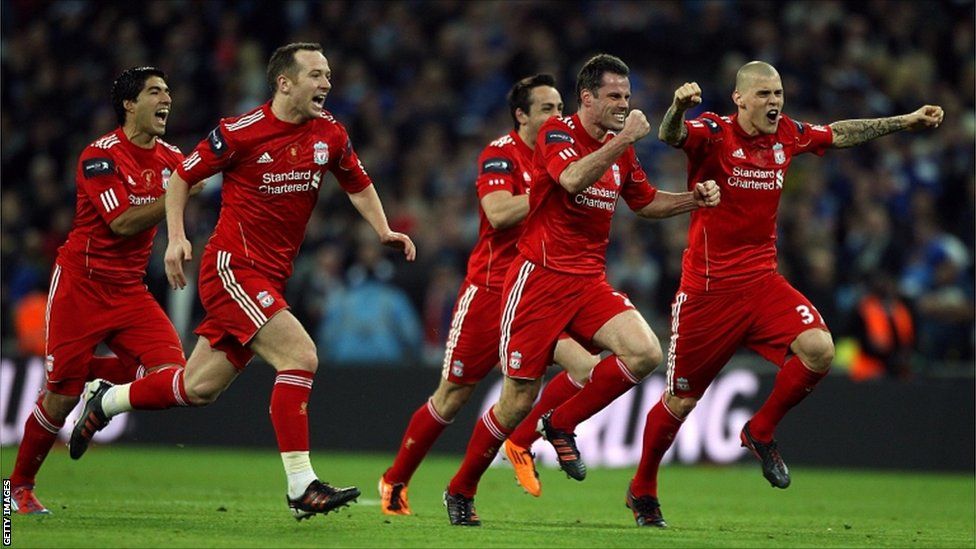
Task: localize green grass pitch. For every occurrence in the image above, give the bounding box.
[3,445,973,548]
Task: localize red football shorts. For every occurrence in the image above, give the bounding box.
[499,256,634,380]
[195,249,290,369]
[666,272,830,398]
[441,281,582,384]
[44,264,185,395]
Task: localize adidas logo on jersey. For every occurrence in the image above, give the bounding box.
[732,148,746,159]
[257,152,274,164]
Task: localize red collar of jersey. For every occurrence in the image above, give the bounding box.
[569,113,611,148]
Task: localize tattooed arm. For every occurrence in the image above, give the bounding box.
[829,105,944,148]
[659,82,702,147]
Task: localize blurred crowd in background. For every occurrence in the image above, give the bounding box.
[3,0,973,377]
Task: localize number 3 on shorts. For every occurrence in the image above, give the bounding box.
[795,304,818,325]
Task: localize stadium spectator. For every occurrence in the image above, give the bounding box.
[379,74,601,516]
[67,43,415,521]
[850,272,915,381]
[9,67,196,515]
[444,54,720,526]
[318,236,422,366]
[630,61,943,527]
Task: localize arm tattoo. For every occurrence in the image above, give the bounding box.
[829,116,908,148]
[658,105,688,147]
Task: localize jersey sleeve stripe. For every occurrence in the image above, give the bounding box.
[225,110,265,132]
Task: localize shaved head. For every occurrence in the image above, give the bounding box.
[735,61,780,92]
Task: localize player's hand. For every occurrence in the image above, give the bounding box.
[188,180,207,197]
[673,82,703,111]
[620,109,651,144]
[164,236,193,290]
[693,180,720,208]
[905,105,944,130]
[380,231,416,262]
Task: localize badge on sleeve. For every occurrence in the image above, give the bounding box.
[82,158,115,179]
[208,126,228,157]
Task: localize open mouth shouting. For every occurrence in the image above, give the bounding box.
[765,108,779,124]
[154,107,170,125]
[312,93,327,110]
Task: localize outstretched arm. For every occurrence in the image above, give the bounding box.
[638,180,719,219]
[347,184,416,261]
[830,105,944,148]
[659,82,702,147]
[110,180,205,237]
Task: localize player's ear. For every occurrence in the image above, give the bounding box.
[515,107,530,126]
[732,90,743,108]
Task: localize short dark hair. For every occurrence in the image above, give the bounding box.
[111,66,167,126]
[506,74,557,130]
[576,54,629,102]
[267,42,324,94]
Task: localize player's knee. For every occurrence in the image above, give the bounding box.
[795,330,834,373]
[624,338,663,378]
[664,393,698,419]
[41,392,78,423]
[431,382,474,421]
[290,347,319,374]
[184,379,223,406]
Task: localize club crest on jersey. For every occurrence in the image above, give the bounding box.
[256,291,275,308]
[313,141,329,165]
[508,350,522,371]
[451,360,464,378]
[773,143,785,164]
[611,163,621,186]
[162,168,172,190]
[45,354,54,373]
[676,377,690,392]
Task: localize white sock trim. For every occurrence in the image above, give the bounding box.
[281,451,317,499]
[100,384,132,417]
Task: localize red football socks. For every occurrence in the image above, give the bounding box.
[630,394,684,497]
[509,371,583,448]
[385,399,451,485]
[10,396,63,488]
[129,366,189,409]
[447,407,512,498]
[269,370,314,453]
[549,354,639,432]
[749,356,827,442]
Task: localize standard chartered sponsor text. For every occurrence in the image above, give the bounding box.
[727,166,779,190]
[260,170,319,194]
[573,185,618,211]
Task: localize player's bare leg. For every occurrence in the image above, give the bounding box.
[506,339,597,496]
[381,378,476,515]
[744,328,833,488]
[541,311,661,480]
[250,310,359,520]
[445,376,542,525]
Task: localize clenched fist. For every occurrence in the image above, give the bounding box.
[673,82,703,112]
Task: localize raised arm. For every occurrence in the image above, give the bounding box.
[347,184,416,261]
[559,110,650,194]
[829,105,944,148]
[659,82,702,147]
[637,180,719,219]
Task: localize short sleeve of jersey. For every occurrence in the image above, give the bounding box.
[537,118,581,184]
[77,148,130,224]
[787,117,833,157]
[332,124,372,194]
[177,122,238,185]
[621,148,658,211]
[475,145,517,199]
[682,113,723,159]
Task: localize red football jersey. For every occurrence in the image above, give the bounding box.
[518,114,657,275]
[57,128,184,284]
[680,112,833,291]
[178,103,372,281]
[465,131,534,293]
